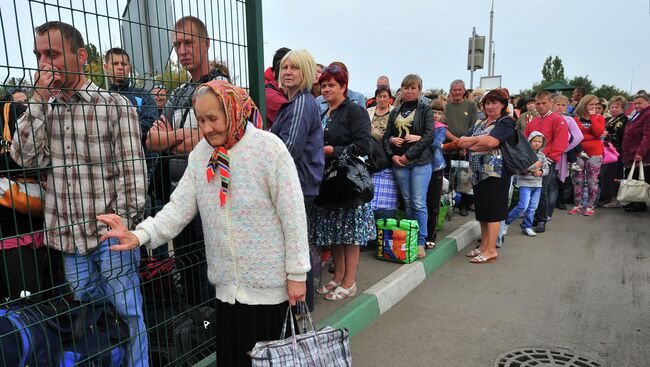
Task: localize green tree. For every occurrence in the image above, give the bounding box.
[83,43,105,87]
[541,55,566,82]
[154,62,189,92]
[594,84,630,101]
[568,75,594,94]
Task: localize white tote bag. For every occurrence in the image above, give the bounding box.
[617,160,650,203]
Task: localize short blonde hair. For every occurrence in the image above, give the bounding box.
[401,74,422,90]
[574,94,598,118]
[278,49,317,92]
[609,95,627,108]
[552,94,569,104]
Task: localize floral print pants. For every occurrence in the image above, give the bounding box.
[573,155,602,208]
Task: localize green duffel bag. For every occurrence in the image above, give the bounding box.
[376,218,419,264]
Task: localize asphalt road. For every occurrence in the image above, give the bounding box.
[351,208,650,367]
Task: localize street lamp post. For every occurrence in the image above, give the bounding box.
[487,0,494,76]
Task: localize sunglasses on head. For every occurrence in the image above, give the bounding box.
[323,65,343,74]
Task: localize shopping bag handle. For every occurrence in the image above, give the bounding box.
[279,302,328,365]
[627,160,645,181]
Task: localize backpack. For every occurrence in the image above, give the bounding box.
[0,103,46,216]
[0,300,129,367]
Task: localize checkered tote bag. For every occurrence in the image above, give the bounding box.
[249,303,352,366]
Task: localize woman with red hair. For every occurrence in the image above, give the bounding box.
[313,64,375,301]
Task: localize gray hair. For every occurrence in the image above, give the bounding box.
[449,79,465,90]
[633,93,650,102]
[192,85,216,102]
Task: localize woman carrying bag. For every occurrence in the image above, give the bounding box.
[98,80,310,367]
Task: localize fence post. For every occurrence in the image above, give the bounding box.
[245,0,267,128]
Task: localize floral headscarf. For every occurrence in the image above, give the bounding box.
[196,80,263,207]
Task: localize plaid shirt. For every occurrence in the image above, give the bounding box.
[11,80,146,255]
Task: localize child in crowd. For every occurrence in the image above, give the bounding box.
[504,131,549,237]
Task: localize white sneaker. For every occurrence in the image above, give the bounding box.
[522,227,537,237]
[502,224,509,236]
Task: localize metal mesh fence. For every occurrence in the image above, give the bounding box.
[1,0,263,365]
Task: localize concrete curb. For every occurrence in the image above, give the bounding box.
[195,220,480,365]
[315,220,480,336]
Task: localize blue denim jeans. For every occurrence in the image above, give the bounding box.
[506,186,542,229]
[393,163,432,245]
[62,239,148,367]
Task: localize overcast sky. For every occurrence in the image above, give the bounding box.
[262,0,650,96]
[2,0,648,98]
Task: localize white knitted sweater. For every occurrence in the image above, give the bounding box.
[133,126,310,305]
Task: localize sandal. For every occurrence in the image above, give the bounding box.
[470,254,497,264]
[324,283,357,301]
[316,280,340,295]
[425,241,436,249]
[418,247,426,259]
[466,248,482,257]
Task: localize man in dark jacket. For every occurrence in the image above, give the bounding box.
[104,47,159,183]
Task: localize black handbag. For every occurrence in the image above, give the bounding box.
[500,124,538,175]
[315,146,374,209]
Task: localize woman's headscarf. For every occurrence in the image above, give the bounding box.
[196,80,263,207]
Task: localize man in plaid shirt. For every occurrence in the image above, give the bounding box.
[11,21,148,367]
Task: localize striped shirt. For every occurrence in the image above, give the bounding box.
[11,80,146,255]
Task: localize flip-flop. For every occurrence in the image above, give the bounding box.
[425,241,436,249]
[466,248,482,257]
[470,254,497,264]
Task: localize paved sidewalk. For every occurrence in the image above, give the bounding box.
[350,208,650,366]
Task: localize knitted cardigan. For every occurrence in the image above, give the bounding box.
[133,125,310,305]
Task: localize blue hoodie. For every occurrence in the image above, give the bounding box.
[270,90,324,197]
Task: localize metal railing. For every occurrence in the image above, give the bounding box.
[0,0,264,365]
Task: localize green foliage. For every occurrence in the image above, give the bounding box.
[594,84,630,101]
[84,43,106,88]
[567,75,594,94]
[154,62,190,92]
[541,56,566,82]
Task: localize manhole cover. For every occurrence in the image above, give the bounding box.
[493,347,604,367]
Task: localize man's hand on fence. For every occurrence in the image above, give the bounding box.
[97,214,141,251]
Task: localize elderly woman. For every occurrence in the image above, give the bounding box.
[383,74,436,258]
[98,80,310,367]
[568,94,605,216]
[600,96,628,207]
[270,49,324,311]
[621,93,650,212]
[445,88,516,263]
[313,64,375,301]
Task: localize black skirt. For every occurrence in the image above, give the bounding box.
[215,299,294,367]
[473,175,510,222]
[600,161,624,199]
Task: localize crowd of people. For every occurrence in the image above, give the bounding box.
[1,16,649,367]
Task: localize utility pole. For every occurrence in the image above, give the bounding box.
[491,41,495,75]
[470,27,476,89]
[487,0,495,76]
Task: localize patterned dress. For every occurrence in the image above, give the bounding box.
[313,114,376,246]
